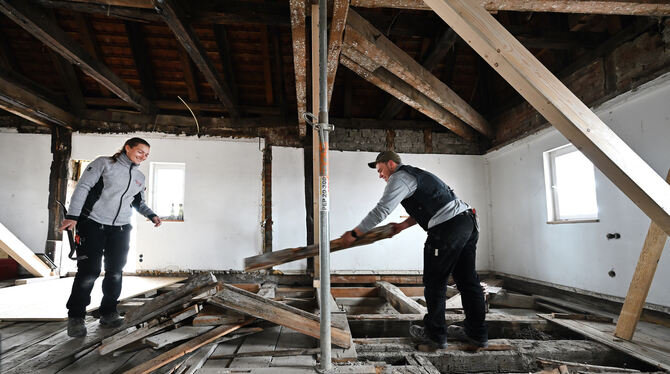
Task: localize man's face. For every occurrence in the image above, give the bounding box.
[376,161,394,182]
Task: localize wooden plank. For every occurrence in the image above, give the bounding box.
[539,314,670,371]
[0,70,75,129]
[349,0,670,16]
[340,53,478,141]
[288,0,307,137]
[245,223,397,271]
[616,169,670,340]
[145,326,214,349]
[344,10,493,139]
[122,320,253,374]
[0,223,52,277]
[424,0,670,236]
[489,291,536,309]
[229,326,281,368]
[0,321,66,355]
[376,281,426,315]
[208,284,352,348]
[154,0,239,118]
[193,305,247,326]
[326,0,349,105]
[0,1,156,114]
[445,293,462,310]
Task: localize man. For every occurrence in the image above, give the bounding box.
[340,151,487,349]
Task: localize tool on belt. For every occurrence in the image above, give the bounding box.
[57,201,88,261]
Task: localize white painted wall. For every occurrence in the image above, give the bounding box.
[0,130,51,254]
[71,133,264,272]
[486,73,670,307]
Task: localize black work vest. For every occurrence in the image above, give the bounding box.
[399,165,457,231]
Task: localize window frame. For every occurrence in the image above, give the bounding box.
[149,162,186,222]
[543,144,600,224]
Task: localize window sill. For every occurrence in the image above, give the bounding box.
[547,219,599,224]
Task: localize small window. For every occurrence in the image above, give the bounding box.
[150,162,185,221]
[543,144,599,223]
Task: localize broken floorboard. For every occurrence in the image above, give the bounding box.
[540,313,670,371]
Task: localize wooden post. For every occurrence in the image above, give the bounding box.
[262,143,273,255]
[615,169,670,340]
[45,126,71,264]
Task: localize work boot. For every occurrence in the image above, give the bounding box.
[67,317,87,338]
[99,312,124,328]
[409,325,447,349]
[447,325,488,348]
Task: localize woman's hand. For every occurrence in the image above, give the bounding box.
[151,216,162,227]
[59,219,77,231]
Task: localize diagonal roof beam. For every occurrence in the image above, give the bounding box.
[350,0,670,16]
[345,10,494,138]
[326,0,349,106]
[153,0,239,118]
[0,0,157,114]
[423,0,670,235]
[340,50,477,141]
[0,67,76,129]
[380,28,457,120]
[289,0,308,137]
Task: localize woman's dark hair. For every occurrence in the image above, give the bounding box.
[111,137,150,162]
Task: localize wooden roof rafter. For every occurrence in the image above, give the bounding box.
[289,0,307,137]
[153,0,240,118]
[0,0,158,114]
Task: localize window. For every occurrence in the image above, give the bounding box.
[150,162,186,221]
[543,144,599,223]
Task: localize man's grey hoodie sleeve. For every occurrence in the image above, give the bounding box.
[66,157,106,220]
[132,188,157,220]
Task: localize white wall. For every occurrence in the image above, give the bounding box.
[0,131,51,254]
[486,73,670,307]
[71,133,264,272]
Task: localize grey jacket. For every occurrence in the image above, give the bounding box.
[66,153,157,226]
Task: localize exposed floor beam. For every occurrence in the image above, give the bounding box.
[0,1,156,113]
[0,68,76,128]
[424,0,670,236]
[340,51,477,141]
[289,0,308,137]
[345,10,494,138]
[326,0,349,105]
[350,0,670,16]
[153,0,239,118]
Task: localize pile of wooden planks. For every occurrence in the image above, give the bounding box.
[2,272,354,374]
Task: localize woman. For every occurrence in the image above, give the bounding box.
[60,137,162,338]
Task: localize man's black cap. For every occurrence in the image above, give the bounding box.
[368,151,401,168]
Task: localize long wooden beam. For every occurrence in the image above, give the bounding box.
[345,10,494,138]
[424,0,670,235]
[0,68,76,128]
[376,281,427,314]
[124,21,158,100]
[0,0,156,114]
[339,52,478,141]
[326,0,349,105]
[350,0,670,16]
[615,169,670,340]
[209,284,352,348]
[153,0,239,118]
[289,0,308,137]
[0,223,52,277]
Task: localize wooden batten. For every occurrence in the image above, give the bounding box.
[423,0,670,237]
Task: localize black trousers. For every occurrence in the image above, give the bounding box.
[66,219,131,318]
[422,211,487,343]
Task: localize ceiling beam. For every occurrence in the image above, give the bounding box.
[270,26,288,121]
[124,21,158,100]
[72,13,111,97]
[424,0,670,235]
[213,25,238,105]
[326,0,349,105]
[340,51,477,141]
[350,0,670,16]
[0,67,76,128]
[49,51,86,113]
[380,28,458,120]
[176,44,199,103]
[153,0,239,118]
[260,26,274,106]
[345,10,494,138]
[289,0,308,137]
[0,0,157,113]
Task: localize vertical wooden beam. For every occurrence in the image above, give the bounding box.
[326,0,349,105]
[424,0,670,235]
[311,3,320,279]
[213,25,238,104]
[176,44,199,102]
[46,126,71,262]
[262,143,273,255]
[125,21,158,100]
[386,129,395,151]
[424,129,432,153]
[615,169,670,340]
[259,26,274,105]
[289,0,307,137]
